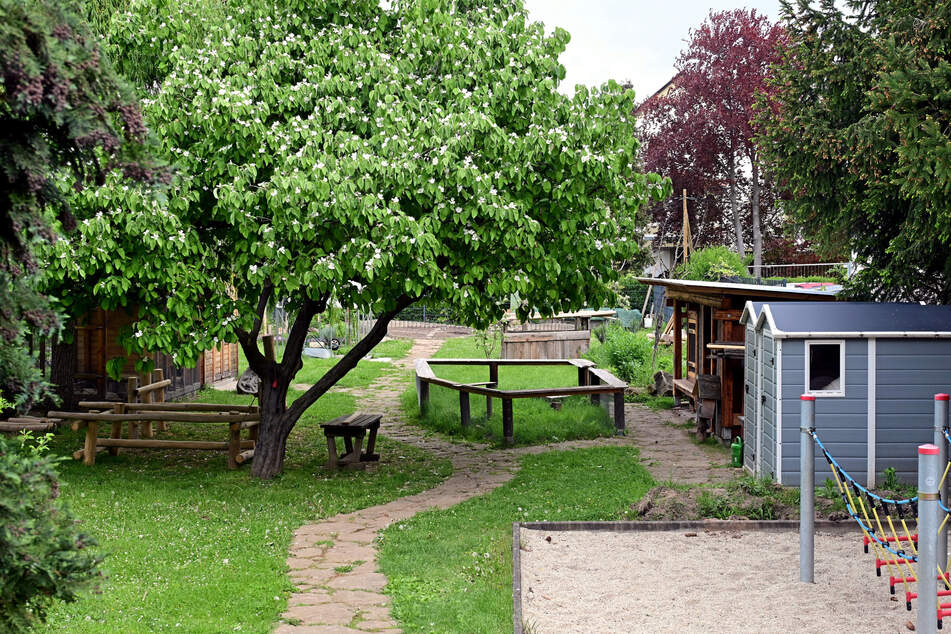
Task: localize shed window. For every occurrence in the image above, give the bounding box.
[805,341,845,396]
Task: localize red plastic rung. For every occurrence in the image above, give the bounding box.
[865,534,918,545]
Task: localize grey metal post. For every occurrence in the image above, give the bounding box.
[800,395,816,584]
[918,443,941,634]
[936,394,949,574]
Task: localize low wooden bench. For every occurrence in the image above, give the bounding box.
[321,413,382,469]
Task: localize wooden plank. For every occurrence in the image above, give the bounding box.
[673,300,683,384]
[415,358,436,379]
[713,309,743,321]
[48,411,260,423]
[588,368,627,388]
[707,344,745,351]
[666,290,729,309]
[426,358,579,366]
[568,359,596,368]
[94,438,254,450]
[127,403,258,413]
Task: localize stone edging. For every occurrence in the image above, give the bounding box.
[511,519,853,634]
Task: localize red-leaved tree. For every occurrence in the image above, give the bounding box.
[638,9,785,275]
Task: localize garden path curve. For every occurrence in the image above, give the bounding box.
[275,337,724,633]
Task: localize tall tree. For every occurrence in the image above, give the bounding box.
[43,0,670,479]
[639,9,785,274]
[0,0,154,409]
[758,0,951,302]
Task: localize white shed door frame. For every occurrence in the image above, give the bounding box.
[756,331,764,476]
[775,340,783,484]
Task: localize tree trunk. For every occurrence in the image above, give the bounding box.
[751,158,763,279]
[250,379,292,479]
[49,328,77,409]
[729,152,744,258]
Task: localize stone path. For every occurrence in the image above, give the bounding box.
[276,338,729,633]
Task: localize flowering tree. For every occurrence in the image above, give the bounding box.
[44,0,670,478]
[639,9,784,274]
[0,0,155,409]
[758,0,951,302]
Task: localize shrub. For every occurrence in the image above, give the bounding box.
[589,325,652,384]
[674,246,747,281]
[0,425,103,632]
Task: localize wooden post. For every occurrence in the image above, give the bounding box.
[578,365,588,387]
[614,391,625,434]
[418,380,430,415]
[228,421,241,469]
[459,391,470,428]
[487,363,498,418]
[126,376,139,439]
[673,300,683,407]
[154,368,167,432]
[590,374,601,407]
[502,398,514,446]
[109,403,123,456]
[142,371,154,439]
[83,420,99,465]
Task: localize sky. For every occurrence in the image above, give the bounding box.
[522,0,783,100]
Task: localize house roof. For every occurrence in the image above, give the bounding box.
[637,277,838,302]
[740,301,951,339]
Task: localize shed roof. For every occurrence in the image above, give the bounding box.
[637,278,838,302]
[741,301,951,339]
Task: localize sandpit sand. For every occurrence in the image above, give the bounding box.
[519,528,917,633]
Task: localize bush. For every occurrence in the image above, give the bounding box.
[587,325,653,385]
[0,426,103,632]
[674,246,747,281]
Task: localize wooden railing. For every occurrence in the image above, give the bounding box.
[415,358,627,445]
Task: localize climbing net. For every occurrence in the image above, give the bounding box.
[812,429,951,626]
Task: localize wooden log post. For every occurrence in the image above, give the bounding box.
[126,376,140,439]
[154,368,167,432]
[83,420,99,465]
[487,363,498,419]
[108,403,123,456]
[142,371,154,439]
[460,391,470,428]
[613,390,625,434]
[502,398,514,446]
[228,421,241,470]
[673,300,683,407]
[418,380,430,415]
[590,373,601,407]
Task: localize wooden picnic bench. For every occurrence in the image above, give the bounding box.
[321,413,382,469]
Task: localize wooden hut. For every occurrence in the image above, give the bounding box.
[637,278,837,441]
[63,307,238,404]
[741,301,951,486]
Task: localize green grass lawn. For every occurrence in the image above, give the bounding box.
[401,336,615,446]
[377,446,654,633]
[40,388,451,633]
[239,338,410,387]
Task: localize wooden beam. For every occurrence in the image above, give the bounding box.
[136,379,172,395]
[92,438,254,450]
[49,411,260,423]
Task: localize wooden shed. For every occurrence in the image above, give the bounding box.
[638,278,836,441]
[741,301,951,486]
[65,307,239,404]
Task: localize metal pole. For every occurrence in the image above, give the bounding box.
[800,395,816,584]
[918,443,941,634]
[936,394,949,575]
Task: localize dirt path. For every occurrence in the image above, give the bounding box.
[276,338,732,633]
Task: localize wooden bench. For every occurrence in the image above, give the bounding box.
[321,413,382,469]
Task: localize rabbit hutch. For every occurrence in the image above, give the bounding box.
[637,278,836,442]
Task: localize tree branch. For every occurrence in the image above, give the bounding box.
[235,281,273,371]
[285,294,416,422]
[279,291,330,376]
